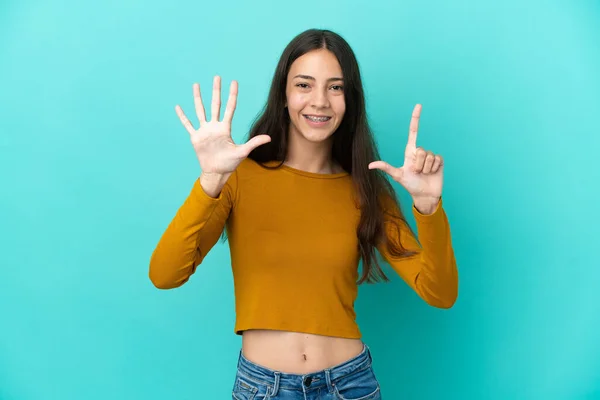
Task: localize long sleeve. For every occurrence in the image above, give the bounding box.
[148,172,237,289]
[377,198,458,308]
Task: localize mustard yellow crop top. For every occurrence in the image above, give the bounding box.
[149,158,458,339]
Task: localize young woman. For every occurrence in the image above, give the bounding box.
[149,29,458,400]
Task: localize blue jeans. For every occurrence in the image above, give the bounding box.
[232,344,382,400]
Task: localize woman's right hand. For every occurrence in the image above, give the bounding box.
[175,76,271,182]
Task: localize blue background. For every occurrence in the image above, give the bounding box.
[1,0,599,399]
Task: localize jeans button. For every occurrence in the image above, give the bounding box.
[304,376,312,387]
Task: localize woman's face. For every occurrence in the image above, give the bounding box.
[285,49,346,144]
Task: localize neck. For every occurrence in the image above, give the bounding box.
[285,128,337,174]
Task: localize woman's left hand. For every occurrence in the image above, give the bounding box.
[368,104,443,214]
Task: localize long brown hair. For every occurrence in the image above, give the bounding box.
[245,29,416,284]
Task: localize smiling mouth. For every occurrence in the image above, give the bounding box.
[303,115,332,122]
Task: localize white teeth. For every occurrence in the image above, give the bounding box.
[305,116,331,122]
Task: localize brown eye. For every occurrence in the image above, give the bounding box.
[296,83,310,89]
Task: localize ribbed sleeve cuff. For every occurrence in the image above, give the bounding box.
[412,197,446,226]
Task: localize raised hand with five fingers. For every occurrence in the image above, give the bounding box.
[368,104,444,214]
[175,76,271,197]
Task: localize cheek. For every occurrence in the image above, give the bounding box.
[287,94,308,113]
[333,98,346,119]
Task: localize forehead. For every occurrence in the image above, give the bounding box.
[288,49,343,79]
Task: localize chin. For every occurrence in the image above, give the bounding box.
[299,129,335,143]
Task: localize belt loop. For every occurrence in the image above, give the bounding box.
[271,371,280,397]
[325,369,334,393]
[236,349,244,370]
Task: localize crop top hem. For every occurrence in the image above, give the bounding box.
[234,322,362,340]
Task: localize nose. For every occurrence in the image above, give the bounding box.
[311,87,330,109]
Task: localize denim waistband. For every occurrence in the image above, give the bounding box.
[236,344,372,392]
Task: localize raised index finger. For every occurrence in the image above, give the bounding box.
[193,83,207,124]
[406,104,422,150]
[211,75,221,121]
[222,80,238,123]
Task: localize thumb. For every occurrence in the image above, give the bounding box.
[369,160,401,176]
[369,161,405,182]
[238,134,272,157]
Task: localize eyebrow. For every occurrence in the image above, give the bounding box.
[293,74,344,82]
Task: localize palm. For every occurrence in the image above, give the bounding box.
[369,104,444,200]
[175,76,271,175]
[400,131,444,198]
[190,120,241,174]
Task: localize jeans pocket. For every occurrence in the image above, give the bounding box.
[333,366,381,400]
[232,375,258,400]
[334,386,380,400]
[232,374,273,400]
